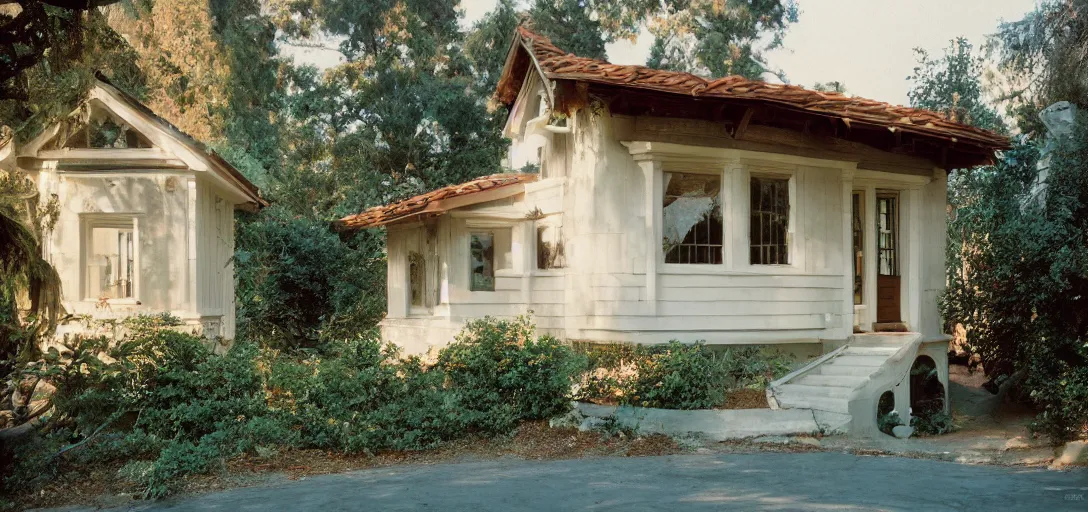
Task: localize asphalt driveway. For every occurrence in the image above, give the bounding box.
[98,452,1088,511]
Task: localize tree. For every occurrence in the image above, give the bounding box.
[990,0,1088,134]
[0,159,61,378]
[465,0,522,93]
[907,38,1006,134]
[528,0,610,60]
[929,7,1088,440]
[646,0,799,79]
[812,81,846,94]
[0,0,128,99]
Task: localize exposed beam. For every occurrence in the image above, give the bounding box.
[733,107,755,140]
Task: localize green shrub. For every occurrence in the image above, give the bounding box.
[7,316,584,501]
[234,205,386,350]
[625,341,729,410]
[437,316,583,433]
[576,342,792,410]
[940,120,1088,441]
[911,411,955,436]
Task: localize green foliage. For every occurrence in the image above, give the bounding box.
[625,341,730,409]
[907,38,1006,134]
[940,116,1088,441]
[577,342,791,410]
[911,411,955,436]
[438,316,582,432]
[646,0,799,79]
[990,0,1088,134]
[234,206,386,348]
[7,316,582,500]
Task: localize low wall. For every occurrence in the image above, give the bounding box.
[573,402,821,440]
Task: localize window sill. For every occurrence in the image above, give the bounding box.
[658,263,826,276]
[531,269,566,277]
[82,298,141,305]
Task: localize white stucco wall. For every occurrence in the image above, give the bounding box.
[381,105,950,354]
[42,170,238,340]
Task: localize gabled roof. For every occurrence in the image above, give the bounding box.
[93,73,268,208]
[337,174,538,230]
[15,73,267,209]
[495,26,1009,168]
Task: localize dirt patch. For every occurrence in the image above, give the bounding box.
[9,421,681,511]
[949,363,989,389]
[721,389,769,409]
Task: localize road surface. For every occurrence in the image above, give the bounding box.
[104,452,1087,511]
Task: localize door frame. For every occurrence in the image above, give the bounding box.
[875,191,902,324]
[850,176,924,333]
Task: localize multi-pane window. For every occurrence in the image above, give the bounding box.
[408,252,425,307]
[536,225,565,269]
[662,172,723,264]
[852,193,864,304]
[749,176,791,265]
[877,195,899,276]
[469,232,495,291]
[85,223,135,299]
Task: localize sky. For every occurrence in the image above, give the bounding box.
[285,0,1040,107]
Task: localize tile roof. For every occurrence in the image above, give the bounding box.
[337,173,538,229]
[496,26,1009,152]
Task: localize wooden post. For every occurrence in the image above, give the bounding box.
[637,158,661,315]
[841,167,856,338]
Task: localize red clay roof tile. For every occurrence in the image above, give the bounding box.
[337,173,538,229]
[496,26,1009,151]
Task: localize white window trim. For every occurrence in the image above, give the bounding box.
[658,164,728,272]
[80,213,141,304]
[742,163,803,272]
[464,219,521,291]
[531,215,566,275]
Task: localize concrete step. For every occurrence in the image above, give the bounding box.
[849,333,917,347]
[796,374,868,388]
[776,394,850,414]
[816,364,880,377]
[774,383,853,399]
[826,355,888,367]
[812,411,853,434]
[843,346,899,356]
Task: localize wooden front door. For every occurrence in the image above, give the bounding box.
[876,194,901,323]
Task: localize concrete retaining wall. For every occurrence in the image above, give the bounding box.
[573,402,820,440]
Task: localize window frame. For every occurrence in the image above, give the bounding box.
[659,166,727,271]
[745,166,798,269]
[464,220,518,293]
[533,217,566,273]
[80,214,140,304]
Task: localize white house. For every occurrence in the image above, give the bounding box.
[5,74,266,340]
[339,28,1008,434]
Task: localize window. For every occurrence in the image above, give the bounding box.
[84,218,137,300]
[469,228,514,291]
[749,176,790,265]
[63,118,153,149]
[470,232,496,291]
[408,252,425,307]
[852,192,864,304]
[536,225,565,269]
[877,195,899,276]
[662,172,723,264]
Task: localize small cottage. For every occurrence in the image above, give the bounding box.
[5,74,266,339]
[339,28,1008,434]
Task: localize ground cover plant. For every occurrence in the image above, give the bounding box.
[575,341,792,410]
[1,316,581,502]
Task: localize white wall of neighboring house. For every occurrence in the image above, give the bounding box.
[380,83,950,356]
[41,172,238,339]
[12,79,264,343]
